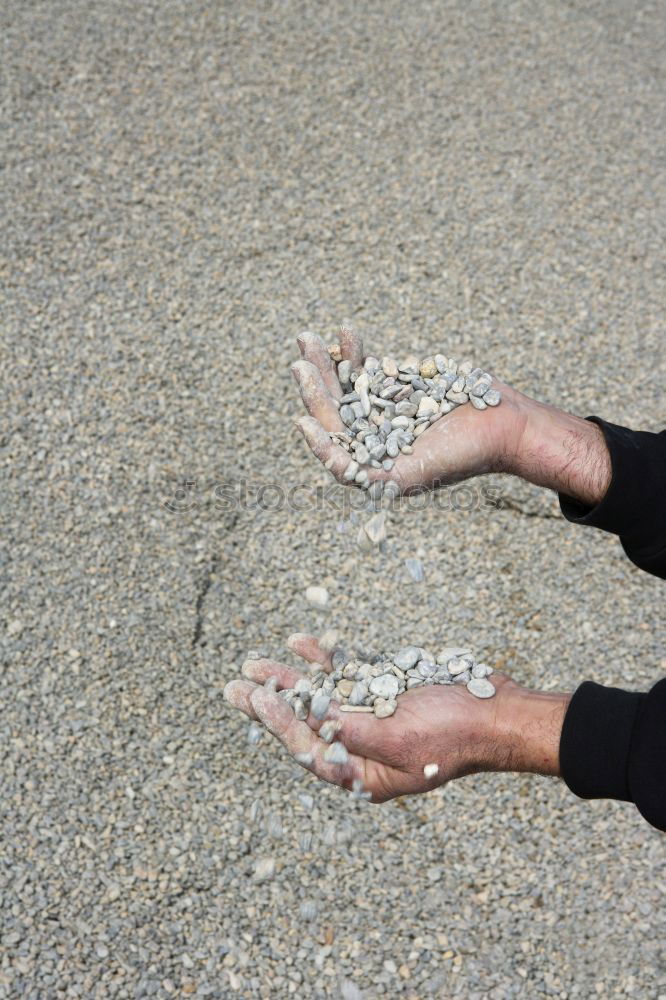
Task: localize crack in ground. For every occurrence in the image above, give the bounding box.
[192,553,221,648]
[499,496,562,521]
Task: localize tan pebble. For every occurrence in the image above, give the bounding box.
[318,629,338,652]
[399,964,411,980]
[339,704,374,713]
[328,343,342,362]
[382,356,398,378]
[419,357,438,378]
[336,679,355,698]
[374,698,397,719]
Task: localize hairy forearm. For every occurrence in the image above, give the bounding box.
[489,685,571,777]
[503,389,612,506]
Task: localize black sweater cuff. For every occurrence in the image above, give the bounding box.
[560,681,641,803]
[558,417,666,579]
[560,680,666,832]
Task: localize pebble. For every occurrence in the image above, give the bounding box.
[324,741,349,765]
[466,677,496,699]
[305,585,329,608]
[299,900,319,921]
[423,763,439,779]
[247,723,263,745]
[311,691,331,719]
[405,557,424,582]
[319,720,340,743]
[373,698,397,718]
[327,352,501,491]
[253,858,276,882]
[369,674,400,699]
[246,639,496,735]
[393,646,421,669]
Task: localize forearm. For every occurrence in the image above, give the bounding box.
[485,683,572,778]
[501,388,612,506]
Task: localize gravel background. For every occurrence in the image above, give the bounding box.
[2,1,665,997]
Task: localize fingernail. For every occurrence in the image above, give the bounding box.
[241,658,262,678]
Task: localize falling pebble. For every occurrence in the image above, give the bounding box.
[340,979,364,1000]
[324,741,349,765]
[364,511,387,545]
[319,629,338,652]
[266,813,283,839]
[299,831,314,852]
[247,723,263,745]
[405,558,424,583]
[323,823,337,847]
[351,778,371,800]
[305,586,329,609]
[423,763,439,780]
[299,899,319,921]
[253,857,275,881]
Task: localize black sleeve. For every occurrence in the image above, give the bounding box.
[558,418,666,579]
[560,679,666,832]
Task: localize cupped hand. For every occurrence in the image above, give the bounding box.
[223,634,519,802]
[292,325,528,495]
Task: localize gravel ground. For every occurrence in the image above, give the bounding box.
[2,1,665,997]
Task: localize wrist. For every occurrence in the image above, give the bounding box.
[489,683,571,777]
[500,389,611,505]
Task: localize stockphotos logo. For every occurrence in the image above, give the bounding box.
[161,479,503,514]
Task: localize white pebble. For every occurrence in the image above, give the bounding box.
[305,586,329,609]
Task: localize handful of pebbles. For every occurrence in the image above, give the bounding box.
[328,350,501,499]
[278,641,496,724]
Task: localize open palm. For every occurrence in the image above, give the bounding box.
[223,634,514,802]
[292,325,523,495]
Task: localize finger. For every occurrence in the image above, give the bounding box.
[291,360,344,431]
[223,678,261,719]
[250,687,364,790]
[312,698,391,758]
[241,657,303,688]
[287,633,333,671]
[296,331,343,400]
[294,416,363,484]
[338,320,364,369]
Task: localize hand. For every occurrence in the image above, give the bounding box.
[292,325,611,506]
[223,635,570,802]
[292,325,521,495]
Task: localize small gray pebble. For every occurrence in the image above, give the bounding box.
[311,691,331,719]
[467,677,496,698]
[405,557,424,582]
[324,741,349,765]
[393,646,421,670]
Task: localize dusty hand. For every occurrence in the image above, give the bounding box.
[292,325,611,506]
[292,324,524,495]
[223,635,568,802]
